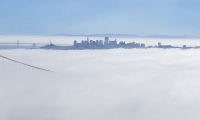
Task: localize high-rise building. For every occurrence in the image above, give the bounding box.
[104,37,109,46]
[74,40,77,46]
[141,43,145,48]
[96,40,99,45]
[99,40,103,46]
[87,36,89,42]
[158,42,161,48]
[90,40,93,45]
[136,43,140,48]
[183,45,186,49]
[109,39,117,46]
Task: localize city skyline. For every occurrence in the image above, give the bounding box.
[41,37,199,50]
[1,36,200,49]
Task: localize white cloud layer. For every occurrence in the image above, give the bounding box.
[1,49,200,120]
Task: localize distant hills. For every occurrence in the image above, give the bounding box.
[50,33,138,37]
[144,35,199,39]
[51,33,199,39]
[0,33,199,39]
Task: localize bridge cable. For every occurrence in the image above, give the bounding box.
[0,55,57,73]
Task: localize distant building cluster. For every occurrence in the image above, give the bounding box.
[36,37,200,50]
[2,37,199,50]
[73,37,145,49]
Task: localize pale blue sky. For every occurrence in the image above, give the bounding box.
[0,0,200,36]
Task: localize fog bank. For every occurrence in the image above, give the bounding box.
[1,49,200,120]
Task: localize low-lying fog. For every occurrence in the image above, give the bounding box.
[1,48,200,120]
[1,35,200,46]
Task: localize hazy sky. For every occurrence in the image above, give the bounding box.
[0,0,200,36]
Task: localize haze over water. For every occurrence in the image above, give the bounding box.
[1,36,200,119]
[1,35,200,47]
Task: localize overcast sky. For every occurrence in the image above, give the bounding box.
[0,0,200,36]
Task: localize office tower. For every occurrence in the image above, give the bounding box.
[136,43,140,48]
[109,39,117,46]
[90,40,93,46]
[104,37,109,46]
[183,45,186,49]
[96,40,99,45]
[74,40,77,46]
[87,36,89,42]
[158,42,161,48]
[141,43,145,48]
[99,40,103,46]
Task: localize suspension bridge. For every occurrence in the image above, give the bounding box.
[0,54,56,76]
[0,40,70,49]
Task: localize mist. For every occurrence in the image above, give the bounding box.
[1,48,200,120]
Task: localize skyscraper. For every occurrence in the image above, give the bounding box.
[87,36,89,42]
[158,42,161,48]
[74,40,77,46]
[104,37,109,46]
